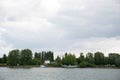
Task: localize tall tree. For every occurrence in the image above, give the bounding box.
[104,57,109,65]
[44,51,54,61]
[8,49,20,66]
[2,54,7,63]
[55,56,62,64]
[115,57,120,67]
[41,51,46,61]
[62,53,76,65]
[94,52,104,65]
[86,52,94,64]
[0,58,2,63]
[21,49,33,65]
[34,52,41,60]
[109,53,119,65]
[77,53,85,64]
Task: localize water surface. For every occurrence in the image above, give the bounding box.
[0,67,120,80]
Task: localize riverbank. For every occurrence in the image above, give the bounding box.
[0,65,120,69]
[0,64,40,68]
[8,65,40,68]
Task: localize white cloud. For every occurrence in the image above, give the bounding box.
[0,0,120,57]
[41,0,60,15]
[32,37,120,58]
[0,36,14,57]
[0,0,61,19]
[1,18,68,48]
[70,37,120,56]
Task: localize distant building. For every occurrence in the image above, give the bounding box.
[44,60,50,64]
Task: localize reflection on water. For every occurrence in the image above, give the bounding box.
[0,67,120,80]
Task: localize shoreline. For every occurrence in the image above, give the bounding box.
[0,65,119,69]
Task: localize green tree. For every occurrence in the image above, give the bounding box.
[2,54,7,63]
[115,57,120,67]
[41,51,46,62]
[8,49,20,66]
[77,53,85,64]
[34,52,41,60]
[109,53,119,65]
[62,53,76,65]
[104,57,109,65]
[65,53,68,57]
[44,51,54,61]
[0,58,2,63]
[21,49,33,65]
[79,62,95,68]
[86,52,94,64]
[55,56,62,64]
[31,58,41,65]
[94,52,104,65]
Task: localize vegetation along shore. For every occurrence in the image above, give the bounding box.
[0,49,120,68]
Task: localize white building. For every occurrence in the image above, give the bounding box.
[44,60,50,64]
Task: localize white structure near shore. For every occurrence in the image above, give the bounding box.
[44,60,50,64]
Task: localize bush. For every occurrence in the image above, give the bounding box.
[115,58,120,67]
[79,62,95,68]
[48,62,62,67]
[31,59,41,65]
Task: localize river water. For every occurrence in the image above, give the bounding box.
[0,67,120,80]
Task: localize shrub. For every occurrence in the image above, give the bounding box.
[48,63,62,67]
[31,59,41,65]
[79,62,95,68]
[115,58,120,67]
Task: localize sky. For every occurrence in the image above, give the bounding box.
[0,0,120,57]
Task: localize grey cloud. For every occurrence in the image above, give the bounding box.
[49,0,120,39]
[0,0,120,55]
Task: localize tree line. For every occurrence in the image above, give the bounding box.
[0,49,53,66]
[0,49,120,68]
[55,52,120,68]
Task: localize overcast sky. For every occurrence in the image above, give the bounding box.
[0,0,120,57]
